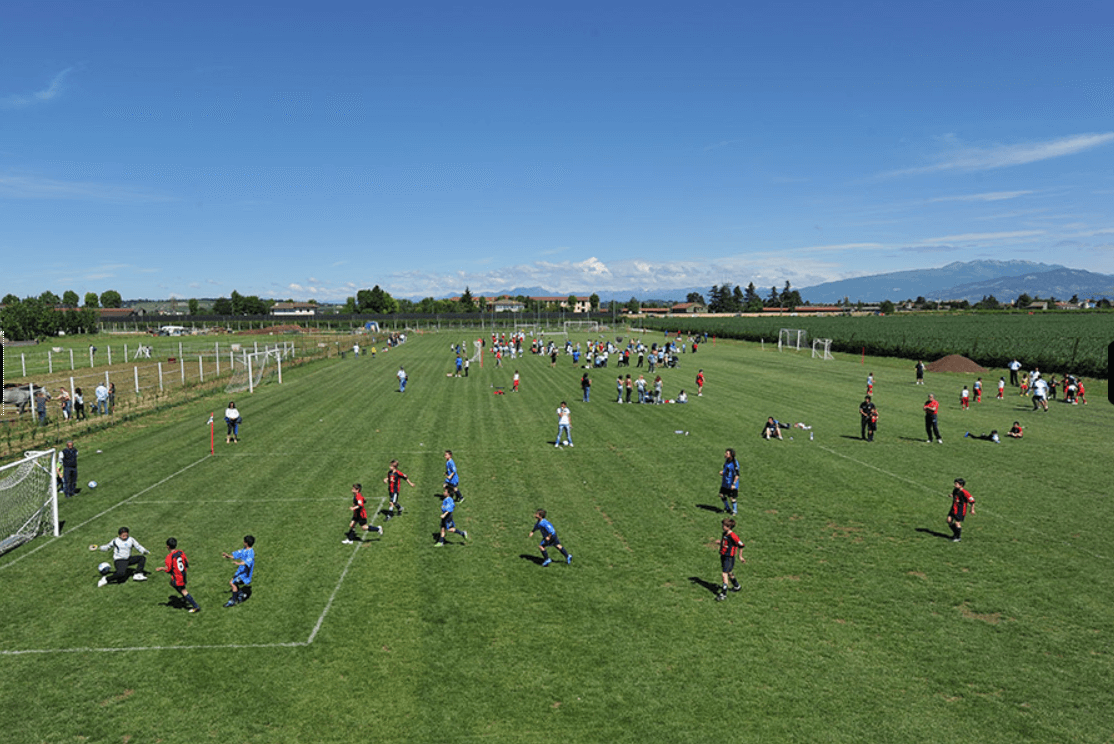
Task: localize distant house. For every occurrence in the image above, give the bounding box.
[670,302,705,314]
[492,298,525,313]
[271,302,318,317]
[1027,301,1049,311]
[638,307,670,316]
[531,296,592,313]
[96,307,144,320]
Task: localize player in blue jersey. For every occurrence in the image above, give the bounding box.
[444,449,462,503]
[528,509,572,567]
[435,485,468,546]
[719,448,740,514]
[221,535,255,607]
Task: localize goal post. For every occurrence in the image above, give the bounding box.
[563,320,599,334]
[778,328,807,351]
[225,344,291,394]
[811,338,834,360]
[0,449,59,556]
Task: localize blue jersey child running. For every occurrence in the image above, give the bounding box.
[232,546,255,585]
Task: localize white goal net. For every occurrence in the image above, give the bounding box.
[564,321,599,334]
[467,340,483,363]
[778,328,807,351]
[225,345,289,394]
[811,338,834,360]
[0,449,59,556]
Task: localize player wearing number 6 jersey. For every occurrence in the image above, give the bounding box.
[156,537,199,613]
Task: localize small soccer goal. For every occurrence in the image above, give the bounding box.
[467,339,484,363]
[563,320,599,334]
[778,328,807,352]
[0,449,59,556]
[225,345,290,394]
[812,338,834,360]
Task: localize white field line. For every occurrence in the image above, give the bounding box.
[0,454,213,573]
[0,491,386,656]
[817,444,1110,561]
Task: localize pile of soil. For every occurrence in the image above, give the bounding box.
[925,354,988,374]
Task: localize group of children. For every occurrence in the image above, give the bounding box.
[92,527,255,613]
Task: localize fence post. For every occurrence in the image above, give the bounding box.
[180,355,186,385]
[124,344,128,363]
[247,355,254,394]
[158,362,164,392]
[277,353,282,384]
[48,350,53,374]
[215,342,220,375]
[70,348,75,370]
[199,356,204,383]
[22,353,26,377]
[107,345,112,366]
[134,366,139,394]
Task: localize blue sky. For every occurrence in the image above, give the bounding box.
[2,1,1112,302]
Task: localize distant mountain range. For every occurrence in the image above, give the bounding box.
[798,261,1114,304]
[475,261,1114,306]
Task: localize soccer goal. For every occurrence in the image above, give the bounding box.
[564,320,599,334]
[225,345,289,394]
[0,449,59,556]
[778,328,807,352]
[467,339,484,363]
[812,338,834,360]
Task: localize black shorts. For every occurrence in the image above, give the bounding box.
[388,491,399,504]
[540,533,560,548]
[720,554,736,573]
[719,486,738,499]
[170,579,187,592]
[353,516,368,526]
[441,516,456,531]
[948,510,966,523]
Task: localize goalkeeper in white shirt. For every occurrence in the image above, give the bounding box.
[92,527,150,587]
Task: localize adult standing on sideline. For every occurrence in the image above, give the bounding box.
[58,387,72,420]
[580,372,591,403]
[397,366,408,393]
[924,393,942,444]
[108,382,116,413]
[35,391,49,425]
[61,441,78,498]
[95,382,109,415]
[859,395,877,441]
[555,402,573,447]
[224,401,242,444]
[915,360,925,385]
[74,387,86,420]
[1008,359,1021,387]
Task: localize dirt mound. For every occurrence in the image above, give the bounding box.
[925,354,988,374]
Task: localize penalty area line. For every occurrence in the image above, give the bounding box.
[0,496,388,656]
[0,454,213,573]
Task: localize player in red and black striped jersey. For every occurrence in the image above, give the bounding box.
[343,483,383,544]
[383,460,416,520]
[946,478,975,542]
[156,537,199,613]
[715,519,745,601]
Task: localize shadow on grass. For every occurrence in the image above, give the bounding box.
[839,435,867,441]
[161,595,190,610]
[688,576,722,596]
[915,527,954,540]
[695,504,726,514]
[898,436,931,442]
[519,554,545,565]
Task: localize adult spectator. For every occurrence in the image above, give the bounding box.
[859,395,877,441]
[1008,359,1022,387]
[95,382,109,415]
[61,441,78,497]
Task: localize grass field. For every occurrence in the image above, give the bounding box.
[1,332,1111,743]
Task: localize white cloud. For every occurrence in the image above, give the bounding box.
[2,67,75,109]
[884,133,1114,177]
[0,173,175,203]
[926,190,1035,203]
[915,230,1045,245]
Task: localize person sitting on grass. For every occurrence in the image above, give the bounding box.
[1007,422,1023,439]
[762,417,786,440]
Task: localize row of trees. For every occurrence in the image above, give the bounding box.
[0,293,99,340]
[697,282,804,313]
[342,286,606,315]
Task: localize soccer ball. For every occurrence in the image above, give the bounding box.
[88,481,97,489]
[98,562,111,575]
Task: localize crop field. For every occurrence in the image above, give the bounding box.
[0,331,1111,743]
[646,312,1112,378]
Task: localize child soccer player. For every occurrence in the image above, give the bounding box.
[866,373,874,394]
[715,518,745,601]
[383,460,416,520]
[156,537,200,613]
[719,448,740,514]
[974,378,982,403]
[1007,421,1023,438]
[512,370,520,392]
[93,527,150,587]
[997,377,1006,400]
[435,485,468,546]
[343,483,383,544]
[221,535,255,606]
[529,509,571,567]
[946,479,975,543]
[696,369,705,396]
[444,450,463,503]
[960,386,970,410]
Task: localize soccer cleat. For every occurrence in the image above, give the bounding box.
[341,539,353,544]
[224,599,237,607]
[951,537,961,542]
[375,526,384,535]
[460,530,468,540]
[566,554,572,564]
[97,576,109,588]
[434,541,444,548]
[189,607,200,613]
[555,443,561,448]
[715,593,727,601]
[567,442,573,447]
[541,558,552,567]
[385,514,392,521]
[133,573,147,581]
[730,585,741,592]
[938,439,944,444]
